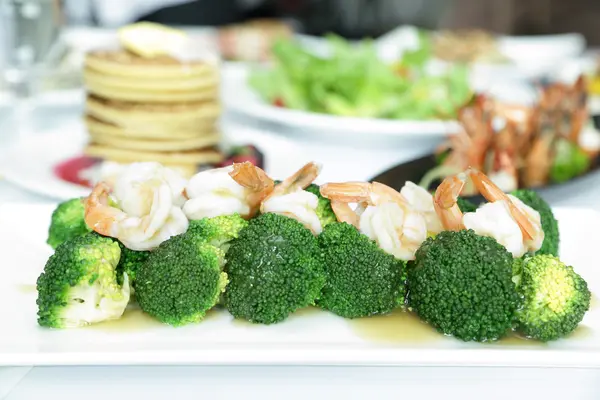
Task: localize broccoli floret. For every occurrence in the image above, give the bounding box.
[512,257,525,287]
[305,183,337,227]
[407,230,518,342]
[115,242,149,288]
[134,214,246,325]
[187,214,248,251]
[36,233,130,328]
[550,138,591,183]
[317,222,406,318]
[224,213,326,324]
[47,198,91,249]
[457,196,478,213]
[511,189,559,256]
[135,233,228,326]
[513,255,591,341]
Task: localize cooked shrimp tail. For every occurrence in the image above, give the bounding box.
[433,174,467,231]
[229,162,274,193]
[273,162,321,196]
[467,168,536,241]
[329,201,359,227]
[229,161,275,217]
[320,182,373,204]
[84,182,125,237]
[320,180,428,260]
[258,162,323,234]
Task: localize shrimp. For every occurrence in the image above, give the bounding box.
[523,133,555,187]
[442,97,494,173]
[112,162,188,207]
[433,168,544,257]
[486,121,519,192]
[495,103,537,162]
[565,75,589,144]
[320,181,427,260]
[436,96,495,195]
[399,181,444,235]
[183,162,274,220]
[524,76,590,186]
[261,162,323,234]
[85,180,189,251]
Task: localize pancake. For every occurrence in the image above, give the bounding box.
[84,67,219,92]
[85,96,220,135]
[88,126,221,152]
[85,50,219,79]
[82,45,224,167]
[85,77,218,103]
[85,144,224,165]
[84,115,215,140]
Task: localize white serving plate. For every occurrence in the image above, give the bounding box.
[0,204,599,367]
[0,123,90,201]
[221,63,462,142]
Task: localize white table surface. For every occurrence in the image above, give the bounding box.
[1,104,600,399]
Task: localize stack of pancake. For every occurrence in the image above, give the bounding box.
[83,45,223,177]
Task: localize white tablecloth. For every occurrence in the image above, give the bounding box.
[1,109,600,399]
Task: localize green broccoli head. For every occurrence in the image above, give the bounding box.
[514,255,590,341]
[187,214,248,252]
[135,233,228,326]
[36,233,130,328]
[224,213,326,324]
[512,256,525,287]
[550,138,591,183]
[457,196,478,213]
[115,242,149,288]
[305,183,337,227]
[47,198,91,249]
[317,222,406,318]
[407,230,518,342]
[511,189,559,256]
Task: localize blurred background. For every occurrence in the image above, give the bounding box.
[61,0,600,40]
[1,0,600,205]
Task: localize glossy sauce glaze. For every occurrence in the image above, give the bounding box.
[349,309,441,344]
[17,284,37,294]
[85,307,163,331]
[349,309,594,346]
[23,280,596,343]
[86,307,222,332]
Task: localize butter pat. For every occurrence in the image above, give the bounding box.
[118,22,188,58]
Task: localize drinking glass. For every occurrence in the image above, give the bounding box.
[0,0,63,137]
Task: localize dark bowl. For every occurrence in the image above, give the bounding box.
[370,152,600,204]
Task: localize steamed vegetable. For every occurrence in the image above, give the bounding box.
[37,233,130,328]
[134,215,247,326]
[115,243,149,288]
[318,222,406,318]
[224,213,325,324]
[511,189,559,256]
[305,183,337,228]
[407,230,518,342]
[47,198,91,249]
[187,214,249,251]
[135,233,228,327]
[550,138,591,184]
[513,255,590,341]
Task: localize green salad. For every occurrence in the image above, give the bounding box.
[248,33,472,120]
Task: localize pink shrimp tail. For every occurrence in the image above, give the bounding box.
[84,182,119,236]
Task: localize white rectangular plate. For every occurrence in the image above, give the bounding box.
[1,204,599,367]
